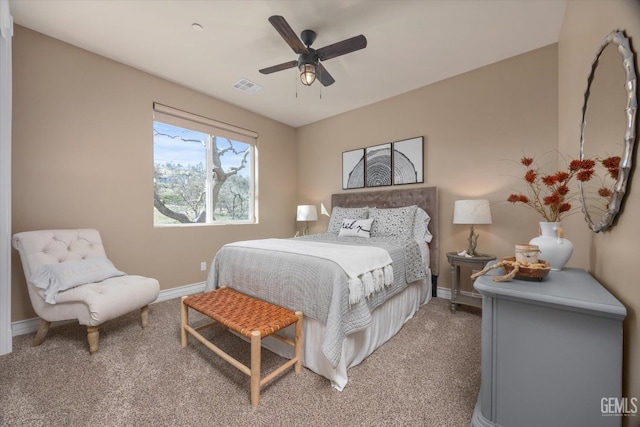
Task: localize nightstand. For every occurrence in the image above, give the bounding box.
[446,252,495,313]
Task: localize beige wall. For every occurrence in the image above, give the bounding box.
[11,26,297,320]
[559,0,640,416]
[297,44,559,292]
[11,1,639,413]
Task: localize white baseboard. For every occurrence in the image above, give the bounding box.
[437,287,451,300]
[154,281,206,303]
[13,283,472,337]
[436,287,482,301]
[11,281,207,337]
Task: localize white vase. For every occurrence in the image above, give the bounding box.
[529,222,574,270]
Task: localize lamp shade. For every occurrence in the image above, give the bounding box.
[297,205,318,221]
[453,200,492,225]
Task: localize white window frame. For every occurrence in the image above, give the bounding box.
[153,103,258,226]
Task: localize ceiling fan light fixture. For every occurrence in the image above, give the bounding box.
[259,16,366,88]
[299,63,316,86]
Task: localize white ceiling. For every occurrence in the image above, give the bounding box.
[9,0,566,128]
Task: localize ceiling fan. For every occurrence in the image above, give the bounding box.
[259,15,367,87]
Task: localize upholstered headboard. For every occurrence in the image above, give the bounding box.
[331,187,439,279]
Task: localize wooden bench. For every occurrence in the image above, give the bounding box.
[180,287,303,406]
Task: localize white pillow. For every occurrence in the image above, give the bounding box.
[30,257,126,304]
[338,218,374,238]
[328,206,369,234]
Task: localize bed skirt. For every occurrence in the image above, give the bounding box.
[259,272,432,391]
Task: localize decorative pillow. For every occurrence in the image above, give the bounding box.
[413,207,433,243]
[30,257,126,304]
[338,218,374,238]
[327,207,369,234]
[369,205,418,239]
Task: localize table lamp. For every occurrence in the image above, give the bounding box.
[297,205,318,235]
[453,199,492,257]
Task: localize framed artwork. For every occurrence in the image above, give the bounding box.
[365,143,392,187]
[392,136,424,185]
[342,148,365,189]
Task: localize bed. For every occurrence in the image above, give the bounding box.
[205,187,439,390]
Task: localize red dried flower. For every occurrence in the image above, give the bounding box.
[507,194,529,203]
[541,175,558,186]
[602,156,620,169]
[598,187,613,198]
[568,159,582,171]
[524,170,537,183]
[559,203,571,213]
[543,194,561,205]
[602,156,621,181]
[521,157,534,167]
[557,185,569,196]
[577,169,594,182]
[555,171,569,182]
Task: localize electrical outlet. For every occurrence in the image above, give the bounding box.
[200,262,206,271]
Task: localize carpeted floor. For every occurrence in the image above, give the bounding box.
[0,297,481,427]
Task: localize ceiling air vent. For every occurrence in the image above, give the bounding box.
[232,78,262,95]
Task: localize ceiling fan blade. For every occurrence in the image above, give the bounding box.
[316,35,367,61]
[317,63,335,86]
[268,15,306,54]
[259,60,298,74]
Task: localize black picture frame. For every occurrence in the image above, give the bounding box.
[392,136,424,185]
[365,143,392,187]
[342,148,365,189]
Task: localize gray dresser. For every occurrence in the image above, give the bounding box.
[471,265,627,427]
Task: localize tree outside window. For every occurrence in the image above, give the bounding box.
[153,121,255,225]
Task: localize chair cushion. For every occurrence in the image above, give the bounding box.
[30,258,126,304]
[51,275,160,326]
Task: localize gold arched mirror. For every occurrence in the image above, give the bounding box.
[579,30,638,232]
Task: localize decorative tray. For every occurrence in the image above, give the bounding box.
[501,257,551,280]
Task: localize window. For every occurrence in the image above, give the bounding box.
[153,103,258,226]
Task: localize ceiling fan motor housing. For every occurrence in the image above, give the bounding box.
[297,48,318,68]
[298,29,318,68]
[301,29,317,47]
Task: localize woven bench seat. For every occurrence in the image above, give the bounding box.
[180,287,303,406]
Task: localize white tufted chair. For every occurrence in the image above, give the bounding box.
[12,229,160,354]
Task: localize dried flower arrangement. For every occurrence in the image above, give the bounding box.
[507,155,597,222]
[597,156,621,198]
[578,155,622,220]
